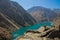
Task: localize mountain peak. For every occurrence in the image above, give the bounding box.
[0,0,36,27]
[27,6,57,22]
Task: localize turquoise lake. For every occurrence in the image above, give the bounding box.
[11,22,52,40]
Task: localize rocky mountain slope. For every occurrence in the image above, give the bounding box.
[0,0,37,40]
[0,12,20,31]
[0,12,19,40]
[27,6,57,23]
[0,0,36,27]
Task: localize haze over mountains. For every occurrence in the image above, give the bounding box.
[27,6,60,23]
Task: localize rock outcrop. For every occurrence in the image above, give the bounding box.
[17,26,60,40]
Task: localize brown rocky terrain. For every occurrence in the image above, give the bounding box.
[16,25,60,40]
[0,27,12,40]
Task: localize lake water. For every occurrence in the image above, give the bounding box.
[11,22,52,40]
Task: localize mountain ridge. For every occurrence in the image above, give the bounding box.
[27,6,57,23]
[0,0,37,27]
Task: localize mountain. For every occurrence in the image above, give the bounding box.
[53,9,60,21]
[0,12,20,32]
[27,6,57,23]
[0,0,36,27]
[0,0,37,40]
[53,9,60,14]
[53,13,60,27]
[11,1,37,26]
[0,12,19,40]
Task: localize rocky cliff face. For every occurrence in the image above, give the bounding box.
[17,26,60,40]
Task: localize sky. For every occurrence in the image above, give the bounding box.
[11,0,60,10]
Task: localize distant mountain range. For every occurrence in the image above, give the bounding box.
[27,6,60,23]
